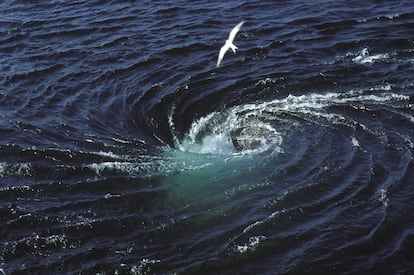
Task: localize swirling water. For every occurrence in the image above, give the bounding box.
[1,0,414,274]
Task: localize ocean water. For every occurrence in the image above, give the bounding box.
[1,0,414,274]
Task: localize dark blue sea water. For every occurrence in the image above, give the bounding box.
[1,0,414,274]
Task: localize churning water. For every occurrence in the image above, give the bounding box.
[1,0,414,274]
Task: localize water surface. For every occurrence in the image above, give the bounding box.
[1,0,414,273]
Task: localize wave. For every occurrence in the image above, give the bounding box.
[352,47,390,64]
[169,85,410,156]
[0,162,31,178]
[2,0,414,273]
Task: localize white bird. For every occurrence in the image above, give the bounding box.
[217,21,245,68]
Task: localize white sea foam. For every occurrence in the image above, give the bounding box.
[242,207,288,234]
[234,235,267,253]
[243,221,265,234]
[88,161,134,176]
[255,77,276,86]
[94,151,122,159]
[179,110,282,155]
[384,14,400,20]
[351,137,360,147]
[173,86,408,156]
[352,47,389,64]
[378,189,389,207]
[181,132,235,155]
[0,162,31,178]
[124,259,161,275]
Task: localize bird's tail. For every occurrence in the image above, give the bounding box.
[230,42,238,53]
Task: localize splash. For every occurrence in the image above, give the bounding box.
[0,162,31,178]
[81,85,409,182]
[171,86,408,157]
[234,235,267,253]
[173,104,283,155]
[352,47,389,64]
[178,110,283,155]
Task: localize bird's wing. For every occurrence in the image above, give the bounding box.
[227,21,244,43]
[217,44,228,67]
